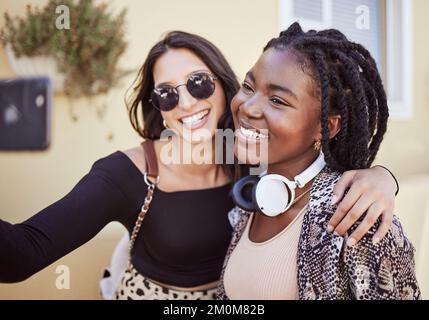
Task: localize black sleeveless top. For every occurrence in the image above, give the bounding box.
[0,151,234,286]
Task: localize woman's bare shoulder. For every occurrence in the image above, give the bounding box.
[122,144,146,175]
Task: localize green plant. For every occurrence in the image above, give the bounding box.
[1,0,130,98]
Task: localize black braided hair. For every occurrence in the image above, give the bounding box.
[264,22,389,172]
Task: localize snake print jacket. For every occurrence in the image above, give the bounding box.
[216,167,421,300]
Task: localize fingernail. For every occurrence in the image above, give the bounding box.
[347,238,356,247]
[327,225,334,233]
[372,237,380,245]
[331,195,338,205]
[333,231,339,237]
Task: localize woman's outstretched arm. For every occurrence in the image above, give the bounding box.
[0,153,137,283]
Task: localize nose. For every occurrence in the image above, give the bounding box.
[177,85,197,111]
[240,95,264,119]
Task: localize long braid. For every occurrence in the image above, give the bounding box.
[339,48,388,164]
[329,69,349,166]
[263,22,389,171]
[313,49,340,169]
[346,50,389,164]
[331,49,370,168]
[361,76,378,144]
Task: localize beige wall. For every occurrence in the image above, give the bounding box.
[376,0,429,177]
[0,0,428,299]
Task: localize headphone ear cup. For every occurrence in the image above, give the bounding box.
[231,175,260,212]
[254,175,292,217]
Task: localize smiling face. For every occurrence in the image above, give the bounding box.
[232,48,325,173]
[152,48,226,143]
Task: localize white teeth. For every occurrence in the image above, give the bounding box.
[240,126,269,139]
[181,110,209,125]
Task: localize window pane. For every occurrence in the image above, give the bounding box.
[332,0,382,70]
[293,0,323,21]
[387,0,403,101]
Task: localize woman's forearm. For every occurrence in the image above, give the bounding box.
[0,167,132,283]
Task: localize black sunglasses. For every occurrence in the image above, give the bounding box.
[149,72,218,111]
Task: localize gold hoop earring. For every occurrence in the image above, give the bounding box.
[162,119,169,129]
[313,140,321,151]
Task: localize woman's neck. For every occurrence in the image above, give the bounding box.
[265,150,319,205]
[267,149,319,188]
[159,135,225,180]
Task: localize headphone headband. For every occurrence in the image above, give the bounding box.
[294,152,326,188]
[232,153,326,217]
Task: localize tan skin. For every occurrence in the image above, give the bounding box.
[125,49,230,194]
[122,48,396,289]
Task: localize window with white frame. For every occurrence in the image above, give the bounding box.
[279,0,413,119]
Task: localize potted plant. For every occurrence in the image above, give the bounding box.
[1,0,129,101]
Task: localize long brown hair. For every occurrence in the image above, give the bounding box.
[126,31,246,179]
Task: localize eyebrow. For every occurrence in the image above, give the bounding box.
[245,71,298,101]
[268,83,298,100]
[156,69,211,87]
[246,71,256,83]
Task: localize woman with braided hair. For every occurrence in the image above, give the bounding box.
[217,22,420,300]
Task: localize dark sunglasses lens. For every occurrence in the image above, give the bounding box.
[150,87,179,111]
[187,73,215,99]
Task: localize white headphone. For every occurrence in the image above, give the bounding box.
[232,152,326,217]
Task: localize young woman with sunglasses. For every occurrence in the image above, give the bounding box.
[0,31,399,299]
[217,23,420,300]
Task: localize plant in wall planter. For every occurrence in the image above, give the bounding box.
[1,0,131,132]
